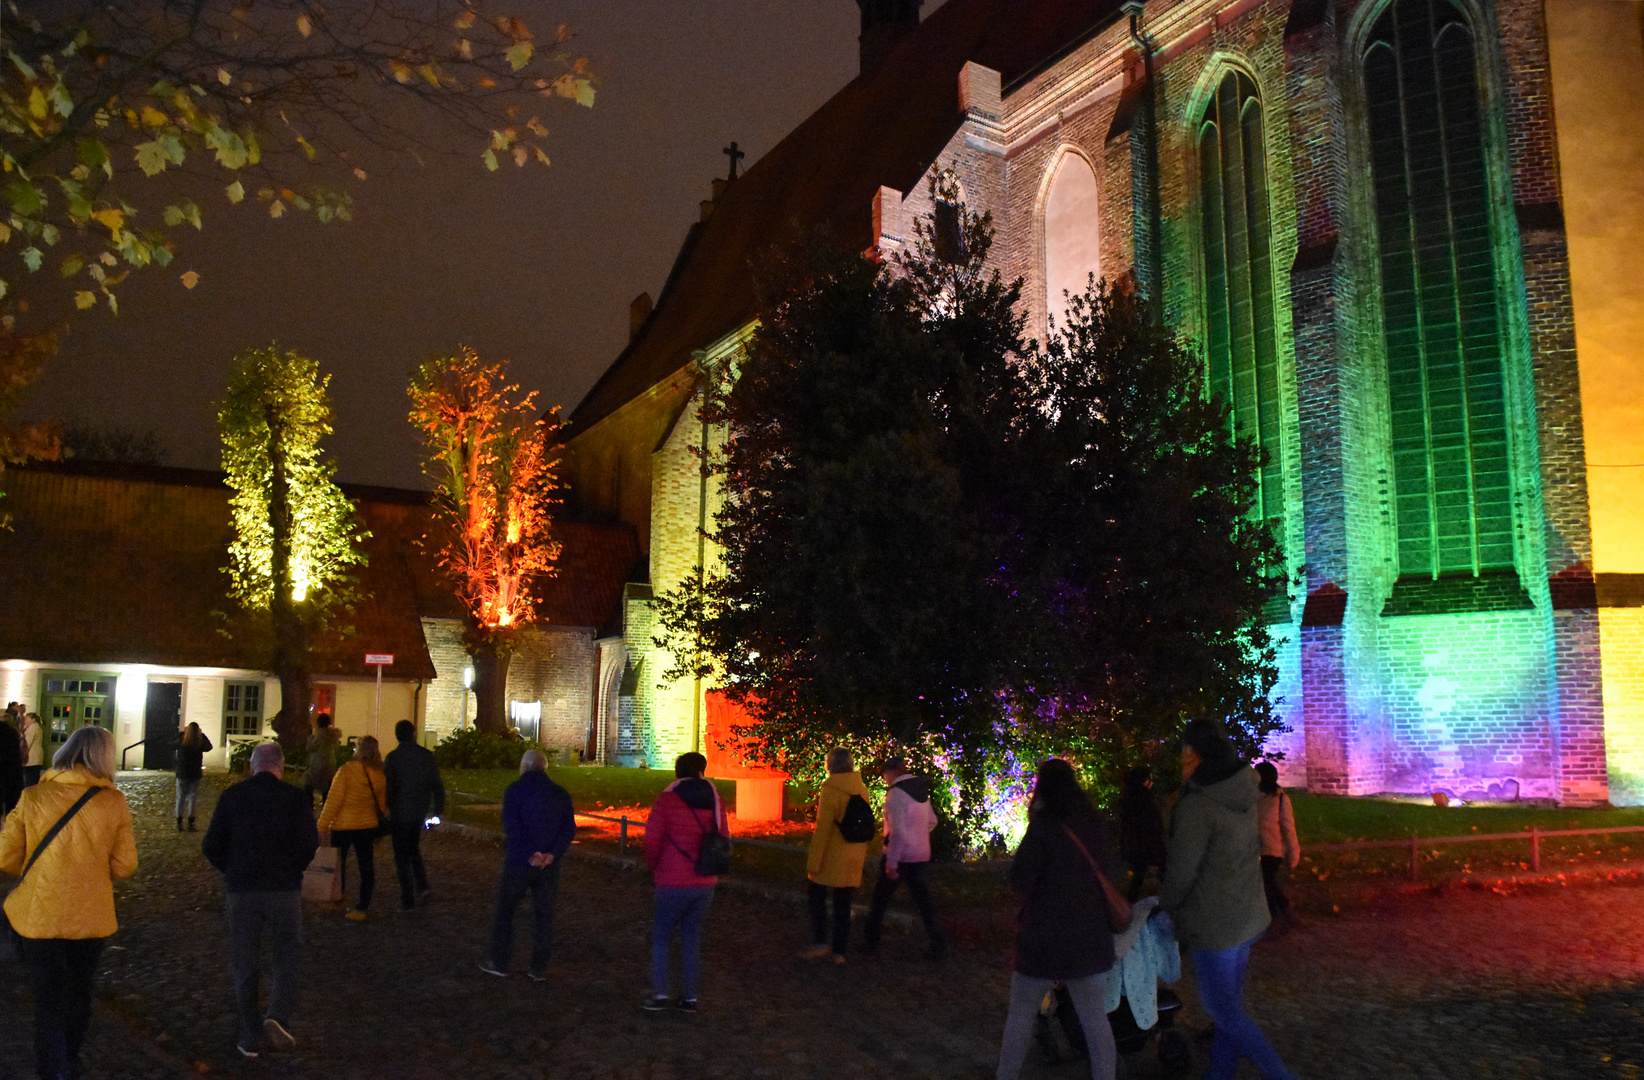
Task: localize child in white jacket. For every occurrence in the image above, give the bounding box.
[862,756,944,959]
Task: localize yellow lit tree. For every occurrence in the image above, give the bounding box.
[220,345,366,746]
[409,347,560,734]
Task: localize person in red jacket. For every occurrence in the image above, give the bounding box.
[641,752,727,1013]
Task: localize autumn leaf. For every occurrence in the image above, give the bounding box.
[390,60,412,84]
[454,11,476,29]
[268,199,285,219]
[60,254,84,278]
[74,290,95,310]
[91,208,125,235]
[135,139,173,176]
[218,68,233,86]
[20,247,42,273]
[226,180,245,204]
[512,146,528,167]
[533,147,550,167]
[296,135,317,161]
[505,41,534,71]
[456,38,473,60]
[353,167,368,181]
[296,14,313,37]
[180,270,200,289]
[526,117,548,137]
[481,148,499,172]
[139,105,169,129]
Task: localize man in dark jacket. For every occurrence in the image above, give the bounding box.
[202,742,320,1060]
[384,719,446,910]
[480,748,575,980]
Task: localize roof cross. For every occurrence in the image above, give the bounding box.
[723,141,745,181]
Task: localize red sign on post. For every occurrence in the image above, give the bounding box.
[365,654,394,666]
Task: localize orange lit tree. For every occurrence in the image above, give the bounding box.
[409,348,560,734]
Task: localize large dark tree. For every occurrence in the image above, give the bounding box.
[657,208,1284,844]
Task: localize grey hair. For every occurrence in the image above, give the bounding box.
[53,725,115,780]
[249,742,285,775]
[519,748,548,774]
[826,747,854,774]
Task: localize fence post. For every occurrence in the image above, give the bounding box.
[1530,826,1540,872]
[619,816,628,854]
[1408,833,1420,882]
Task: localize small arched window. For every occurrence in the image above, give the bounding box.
[1198,70,1283,536]
[1043,151,1102,325]
[1364,0,1513,583]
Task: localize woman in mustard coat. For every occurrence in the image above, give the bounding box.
[317,735,389,921]
[0,725,137,1080]
[803,747,872,962]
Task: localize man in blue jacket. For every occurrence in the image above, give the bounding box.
[480,748,575,980]
[202,742,319,1059]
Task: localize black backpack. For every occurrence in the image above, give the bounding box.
[837,793,876,843]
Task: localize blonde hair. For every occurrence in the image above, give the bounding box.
[826,747,854,774]
[53,725,115,780]
[353,735,382,768]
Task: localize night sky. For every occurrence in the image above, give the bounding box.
[19,2,900,490]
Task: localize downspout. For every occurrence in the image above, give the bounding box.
[690,355,718,756]
[1127,1,1165,321]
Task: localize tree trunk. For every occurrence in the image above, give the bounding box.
[266,417,312,749]
[273,665,313,749]
[470,642,512,735]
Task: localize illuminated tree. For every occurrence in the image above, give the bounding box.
[220,345,365,745]
[409,347,560,734]
[0,0,596,328]
[0,328,62,528]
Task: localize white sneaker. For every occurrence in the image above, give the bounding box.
[264,1017,296,1051]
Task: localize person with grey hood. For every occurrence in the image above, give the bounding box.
[862,756,943,959]
[1159,718,1300,1080]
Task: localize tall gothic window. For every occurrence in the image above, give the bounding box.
[1364,0,1513,584]
[1043,152,1101,326]
[1198,71,1283,536]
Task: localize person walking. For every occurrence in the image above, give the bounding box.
[1117,765,1168,900]
[201,742,320,1059]
[862,755,943,960]
[316,735,389,922]
[1160,719,1301,1080]
[304,713,341,812]
[1255,761,1301,931]
[0,725,137,1080]
[994,758,1120,1080]
[0,705,24,814]
[641,752,728,1012]
[480,748,575,980]
[173,722,213,831]
[384,719,445,910]
[21,711,44,787]
[802,747,872,963]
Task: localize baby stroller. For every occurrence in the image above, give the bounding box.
[1034,902,1193,1075]
[1034,982,1193,1075]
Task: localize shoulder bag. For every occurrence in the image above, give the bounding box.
[363,766,391,838]
[669,796,733,877]
[2,785,104,962]
[1061,823,1133,933]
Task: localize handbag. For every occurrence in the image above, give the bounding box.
[669,798,732,877]
[2,785,105,963]
[363,766,391,838]
[1061,823,1133,933]
[301,844,343,903]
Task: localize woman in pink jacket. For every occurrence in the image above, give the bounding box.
[641,752,728,1013]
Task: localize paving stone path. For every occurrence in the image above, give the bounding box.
[3,772,1643,1079]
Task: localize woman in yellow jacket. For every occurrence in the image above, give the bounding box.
[0,724,137,1080]
[803,747,872,963]
[317,735,389,922]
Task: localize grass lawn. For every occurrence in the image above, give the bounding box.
[1292,791,1644,843]
[442,766,737,811]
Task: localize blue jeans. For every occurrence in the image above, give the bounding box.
[652,885,714,998]
[490,862,561,975]
[1193,937,1300,1080]
[227,891,303,1051]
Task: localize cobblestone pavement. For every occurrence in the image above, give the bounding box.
[3,772,1643,1080]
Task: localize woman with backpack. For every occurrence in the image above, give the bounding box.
[995,757,1121,1080]
[1255,761,1301,930]
[803,747,872,963]
[641,752,729,1012]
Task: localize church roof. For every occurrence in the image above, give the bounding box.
[568,0,1126,435]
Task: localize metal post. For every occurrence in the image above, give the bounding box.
[1408,834,1421,882]
[373,662,383,738]
[1530,826,1540,872]
[619,815,628,854]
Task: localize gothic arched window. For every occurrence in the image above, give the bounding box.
[1043,151,1101,325]
[1198,71,1283,535]
[1364,0,1513,584]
